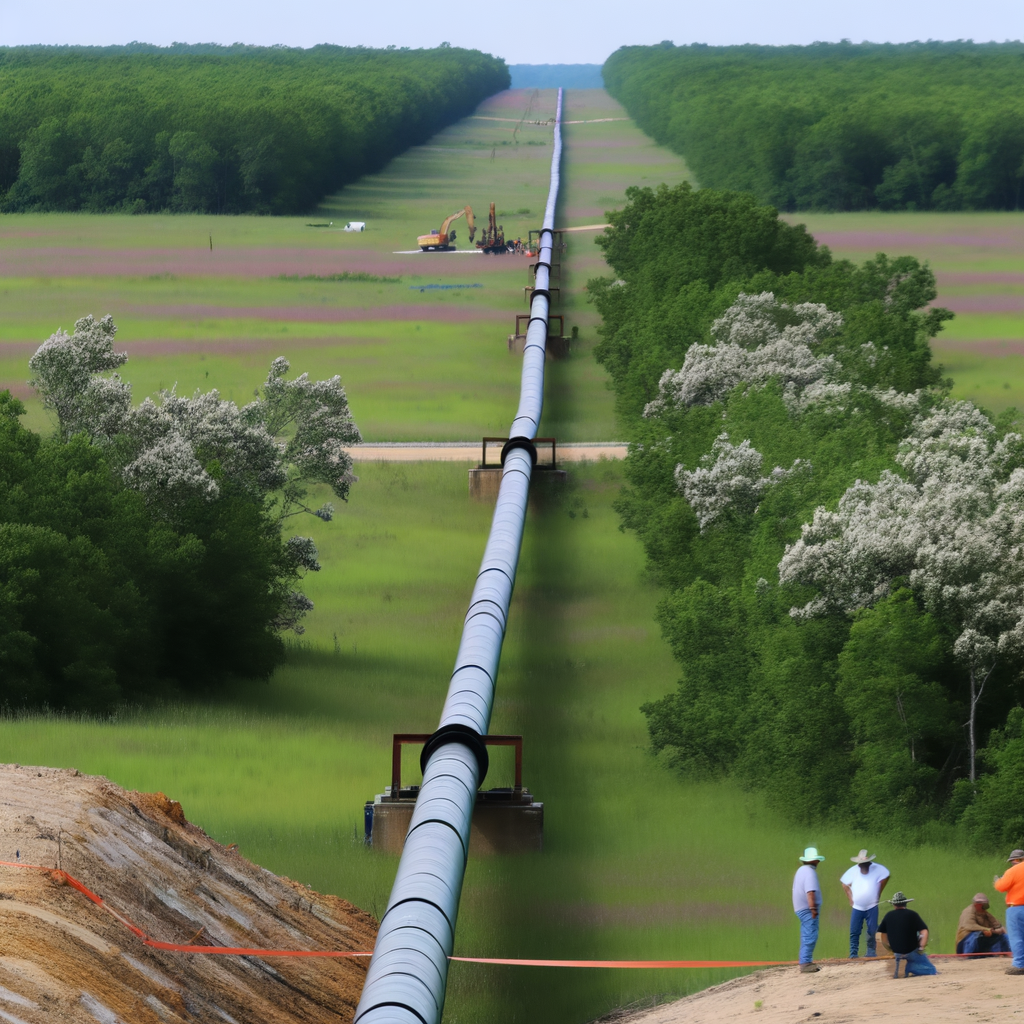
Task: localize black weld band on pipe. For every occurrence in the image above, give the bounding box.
[500,436,538,468]
[420,724,490,787]
[533,261,551,272]
[530,288,550,301]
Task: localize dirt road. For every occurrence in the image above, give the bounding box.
[348,442,627,462]
[623,957,1021,1024]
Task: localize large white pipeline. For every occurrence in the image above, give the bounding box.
[353,88,564,1024]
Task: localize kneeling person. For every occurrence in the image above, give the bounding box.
[957,893,1010,957]
[877,891,937,976]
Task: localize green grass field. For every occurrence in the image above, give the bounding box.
[3,90,1023,1024]
[0,89,623,442]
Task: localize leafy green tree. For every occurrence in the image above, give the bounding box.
[0,44,510,213]
[603,41,1024,211]
[836,591,952,830]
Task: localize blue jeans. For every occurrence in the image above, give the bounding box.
[796,907,819,964]
[1007,905,1024,969]
[849,905,879,957]
[957,930,1011,957]
[898,950,937,976]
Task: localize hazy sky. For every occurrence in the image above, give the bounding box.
[1,0,1021,65]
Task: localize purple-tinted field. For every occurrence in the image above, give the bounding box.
[934,295,1024,313]
[116,302,496,322]
[0,246,533,279]
[789,212,1024,412]
[814,230,1024,249]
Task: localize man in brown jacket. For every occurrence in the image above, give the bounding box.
[956,893,1010,957]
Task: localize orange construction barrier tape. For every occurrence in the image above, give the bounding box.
[0,860,1011,965]
[449,957,794,967]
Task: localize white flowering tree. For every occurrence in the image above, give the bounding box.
[643,292,844,415]
[778,402,1024,781]
[677,433,802,532]
[28,315,362,633]
[28,315,129,441]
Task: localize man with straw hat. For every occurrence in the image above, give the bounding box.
[877,891,937,977]
[840,849,890,958]
[955,893,1009,957]
[792,847,825,973]
[994,848,1024,974]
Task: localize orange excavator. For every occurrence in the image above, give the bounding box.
[417,206,476,251]
[475,203,507,254]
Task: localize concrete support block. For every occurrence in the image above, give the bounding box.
[370,795,544,855]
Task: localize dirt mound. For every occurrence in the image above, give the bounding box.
[622,957,1019,1024]
[0,764,377,1023]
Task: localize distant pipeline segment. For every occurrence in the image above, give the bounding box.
[352,88,564,1024]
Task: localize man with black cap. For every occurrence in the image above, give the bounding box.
[877,891,937,977]
[956,893,1010,957]
[994,848,1024,974]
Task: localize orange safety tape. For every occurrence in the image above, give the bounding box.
[449,957,795,968]
[0,861,1013,965]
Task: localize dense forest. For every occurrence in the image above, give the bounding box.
[603,41,1024,211]
[0,317,360,709]
[592,182,1024,848]
[0,44,509,214]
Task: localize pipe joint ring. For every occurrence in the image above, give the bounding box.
[420,724,490,786]
[500,436,538,468]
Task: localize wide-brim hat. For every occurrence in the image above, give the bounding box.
[851,849,876,864]
[888,891,913,905]
[799,847,825,863]
[973,893,990,904]
[1008,849,1024,862]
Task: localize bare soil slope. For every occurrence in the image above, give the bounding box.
[0,764,376,1023]
[624,958,1021,1024]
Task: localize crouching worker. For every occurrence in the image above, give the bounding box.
[956,893,1010,957]
[877,891,937,977]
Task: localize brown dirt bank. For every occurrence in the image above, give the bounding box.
[0,764,376,1023]
[616,957,1019,1024]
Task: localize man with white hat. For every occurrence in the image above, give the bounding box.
[792,847,825,973]
[840,849,890,958]
[994,848,1024,974]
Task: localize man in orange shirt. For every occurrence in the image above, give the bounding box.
[994,848,1024,974]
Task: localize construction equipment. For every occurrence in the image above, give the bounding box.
[476,203,508,254]
[417,206,475,251]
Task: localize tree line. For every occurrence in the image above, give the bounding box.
[591,182,1024,848]
[1,316,359,710]
[0,44,509,214]
[602,41,1024,211]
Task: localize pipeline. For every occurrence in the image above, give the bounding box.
[353,89,564,1024]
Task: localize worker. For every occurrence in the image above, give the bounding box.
[994,848,1024,974]
[793,847,825,973]
[956,893,1010,957]
[840,849,890,958]
[877,891,937,976]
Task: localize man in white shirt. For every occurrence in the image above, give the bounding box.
[840,849,890,958]
[793,847,825,973]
